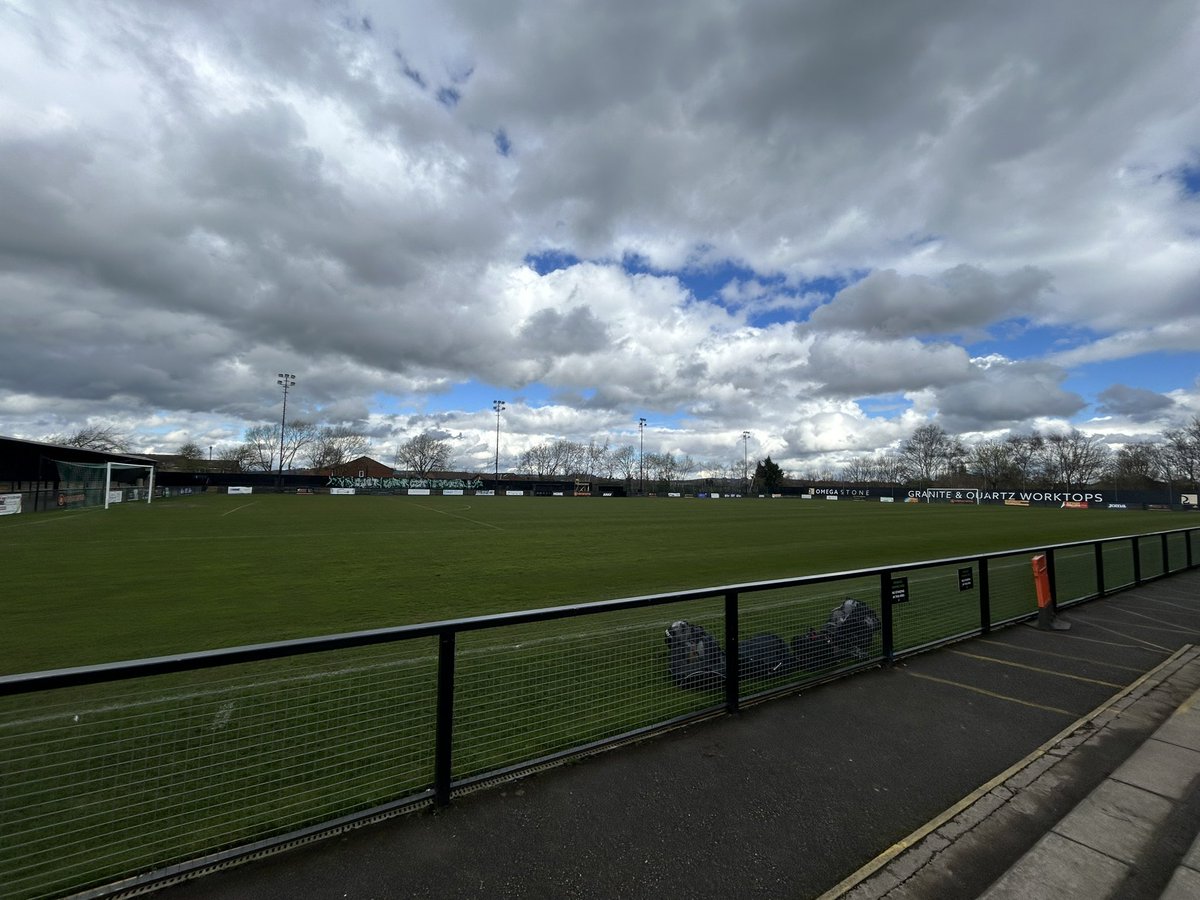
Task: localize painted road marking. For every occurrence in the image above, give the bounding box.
[975,639,1146,673]
[947,650,1124,688]
[903,670,1076,716]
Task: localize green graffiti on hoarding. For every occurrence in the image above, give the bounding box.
[326,475,484,491]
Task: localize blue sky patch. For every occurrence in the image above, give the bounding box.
[494,128,512,156]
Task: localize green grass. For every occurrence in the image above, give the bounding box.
[3,494,1198,899]
[4,492,1198,674]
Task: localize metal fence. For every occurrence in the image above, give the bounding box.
[1,527,1196,899]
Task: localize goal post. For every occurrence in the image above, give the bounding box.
[50,460,157,510]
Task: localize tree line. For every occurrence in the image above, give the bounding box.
[813,419,1200,491]
[48,416,1200,490]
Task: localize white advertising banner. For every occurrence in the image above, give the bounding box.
[0,494,21,515]
[330,487,355,495]
[443,489,464,496]
[228,486,253,495]
[107,490,124,504]
[408,488,431,496]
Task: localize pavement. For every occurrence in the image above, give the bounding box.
[152,569,1200,900]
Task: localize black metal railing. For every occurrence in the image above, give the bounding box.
[0,526,1196,899]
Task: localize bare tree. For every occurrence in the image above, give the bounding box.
[241,420,318,472]
[873,452,906,485]
[1042,429,1111,491]
[583,439,610,478]
[967,439,1017,490]
[214,444,252,473]
[52,425,131,453]
[839,456,878,484]
[395,432,451,477]
[610,444,638,482]
[1005,432,1045,488]
[177,441,205,460]
[1106,441,1166,488]
[1163,417,1200,485]
[305,426,371,470]
[242,424,279,472]
[900,424,956,484]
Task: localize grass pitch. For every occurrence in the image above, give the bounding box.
[4,492,1196,674]
[3,493,1197,898]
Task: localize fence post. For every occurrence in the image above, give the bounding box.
[434,629,457,806]
[978,557,991,635]
[725,590,740,714]
[1162,533,1170,574]
[880,571,894,663]
[1095,542,1106,598]
[1045,548,1057,607]
[1132,536,1142,585]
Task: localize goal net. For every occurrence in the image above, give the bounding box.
[51,460,156,510]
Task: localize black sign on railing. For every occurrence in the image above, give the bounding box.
[959,567,974,591]
[890,576,909,604]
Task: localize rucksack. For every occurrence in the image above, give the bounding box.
[824,598,881,659]
[664,620,726,690]
[790,598,881,669]
[665,621,794,689]
[738,633,792,680]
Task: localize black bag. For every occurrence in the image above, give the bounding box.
[824,598,881,659]
[791,598,881,669]
[665,621,793,689]
[664,620,726,690]
[738,633,792,680]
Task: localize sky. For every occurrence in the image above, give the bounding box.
[1,0,1198,477]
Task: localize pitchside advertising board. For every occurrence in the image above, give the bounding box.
[0,494,21,515]
[805,486,1171,507]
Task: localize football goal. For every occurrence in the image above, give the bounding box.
[51,460,156,510]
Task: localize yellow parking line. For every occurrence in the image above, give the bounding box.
[976,639,1146,673]
[904,670,1076,716]
[818,645,1194,900]
[1069,621,1171,652]
[1020,626,1166,652]
[948,650,1124,688]
[1128,597,1200,616]
[1098,606,1200,633]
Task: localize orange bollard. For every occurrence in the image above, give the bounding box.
[1032,554,1070,631]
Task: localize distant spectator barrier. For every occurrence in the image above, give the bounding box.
[1,527,1197,898]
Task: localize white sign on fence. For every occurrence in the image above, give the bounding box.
[228,486,253,495]
[107,490,124,504]
[330,488,355,495]
[0,494,21,515]
[408,488,431,496]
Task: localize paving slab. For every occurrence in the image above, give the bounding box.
[1050,779,1173,866]
[1161,864,1200,900]
[1110,738,1200,800]
[978,832,1129,900]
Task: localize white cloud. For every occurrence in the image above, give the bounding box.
[1,0,1199,475]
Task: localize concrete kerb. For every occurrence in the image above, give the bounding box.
[823,643,1200,900]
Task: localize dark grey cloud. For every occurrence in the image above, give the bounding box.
[931,361,1086,432]
[806,266,1053,338]
[1096,384,1176,421]
[518,306,610,356]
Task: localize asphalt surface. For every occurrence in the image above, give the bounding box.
[154,569,1200,900]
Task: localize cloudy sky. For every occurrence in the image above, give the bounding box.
[2,0,1198,475]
